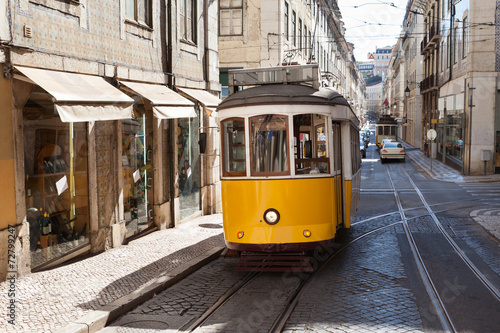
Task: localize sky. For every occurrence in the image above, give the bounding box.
[337,0,409,62]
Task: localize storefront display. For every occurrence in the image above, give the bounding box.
[23,91,89,268]
[122,106,154,237]
[178,110,201,220]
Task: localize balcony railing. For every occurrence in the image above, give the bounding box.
[420,74,436,91]
[421,23,441,54]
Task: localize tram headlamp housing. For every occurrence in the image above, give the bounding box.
[263,208,280,225]
[303,230,311,238]
[237,231,244,239]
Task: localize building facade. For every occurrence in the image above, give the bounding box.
[419,0,500,175]
[374,46,393,80]
[402,3,423,148]
[0,0,221,280]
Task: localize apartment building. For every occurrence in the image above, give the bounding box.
[0,0,221,280]
[402,3,423,148]
[420,0,499,175]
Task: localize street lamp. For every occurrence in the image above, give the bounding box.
[404,86,410,141]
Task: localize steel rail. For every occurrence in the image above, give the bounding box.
[402,168,500,303]
[386,166,457,333]
[269,222,402,333]
[351,197,489,226]
[182,271,261,332]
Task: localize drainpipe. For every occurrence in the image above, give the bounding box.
[204,0,210,87]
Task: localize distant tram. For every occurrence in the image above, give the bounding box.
[375,115,398,147]
[216,65,361,269]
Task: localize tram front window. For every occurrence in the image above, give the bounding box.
[250,115,289,175]
[293,114,329,174]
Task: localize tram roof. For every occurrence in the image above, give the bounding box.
[217,84,350,110]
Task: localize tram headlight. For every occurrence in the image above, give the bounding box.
[237,231,244,239]
[263,208,280,225]
[303,230,311,238]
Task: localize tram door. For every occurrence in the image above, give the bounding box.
[332,122,343,226]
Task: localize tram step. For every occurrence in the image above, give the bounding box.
[236,252,313,272]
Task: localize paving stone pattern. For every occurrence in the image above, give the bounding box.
[283,227,424,333]
[0,215,224,332]
[441,217,500,275]
[128,258,244,317]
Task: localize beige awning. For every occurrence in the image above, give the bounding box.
[176,87,221,115]
[119,81,197,119]
[14,66,134,122]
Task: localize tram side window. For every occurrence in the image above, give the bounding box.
[351,128,361,174]
[222,118,246,176]
[384,126,390,136]
[293,114,329,175]
[377,126,383,136]
[250,115,289,175]
[390,126,397,136]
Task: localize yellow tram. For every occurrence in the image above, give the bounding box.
[375,114,398,147]
[217,65,361,257]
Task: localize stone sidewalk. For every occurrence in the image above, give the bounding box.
[0,214,225,333]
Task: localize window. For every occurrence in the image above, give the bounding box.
[308,31,312,58]
[440,41,444,71]
[251,115,289,175]
[180,0,196,43]
[293,114,329,175]
[298,19,302,51]
[446,33,451,68]
[463,17,468,58]
[304,26,308,56]
[454,26,458,64]
[284,2,289,40]
[292,11,296,46]
[222,118,246,176]
[125,0,152,26]
[220,0,242,36]
[23,91,89,266]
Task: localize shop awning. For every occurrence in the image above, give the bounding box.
[176,87,221,116]
[14,66,134,122]
[119,81,197,119]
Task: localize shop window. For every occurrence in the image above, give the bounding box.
[122,105,154,238]
[178,110,201,220]
[250,114,289,175]
[222,118,246,176]
[293,114,329,175]
[23,90,89,268]
[162,120,171,202]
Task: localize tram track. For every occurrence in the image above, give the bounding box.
[400,167,500,302]
[351,196,493,227]
[385,163,500,333]
[183,221,405,333]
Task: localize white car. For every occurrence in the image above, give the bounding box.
[380,142,405,163]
